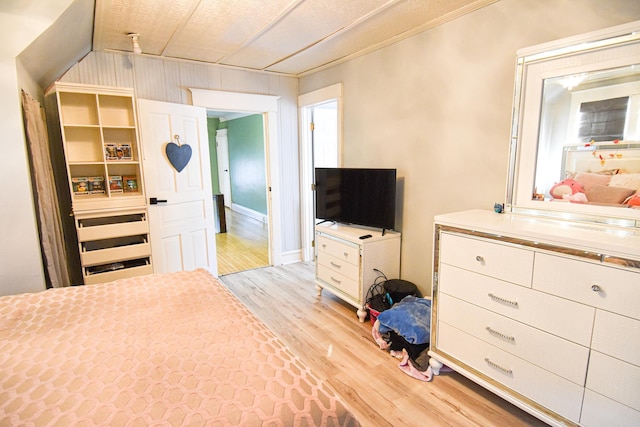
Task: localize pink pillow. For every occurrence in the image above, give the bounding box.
[574,173,611,192]
[609,173,640,192]
[586,185,636,205]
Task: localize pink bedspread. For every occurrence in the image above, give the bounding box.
[0,269,358,426]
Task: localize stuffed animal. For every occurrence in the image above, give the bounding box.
[562,192,588,204]
[549,178,585,199]
[626,193,640,207]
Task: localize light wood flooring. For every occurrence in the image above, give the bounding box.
[216,208,269,275]
[221,262,548,427]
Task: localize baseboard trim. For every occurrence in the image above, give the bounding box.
[231,203,267,223]
[280,250,302,265]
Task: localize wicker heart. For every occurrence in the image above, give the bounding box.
[166,142,192,172]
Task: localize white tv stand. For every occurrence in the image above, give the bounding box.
[314,222,401,322]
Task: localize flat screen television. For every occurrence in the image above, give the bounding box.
[315,167,396,233]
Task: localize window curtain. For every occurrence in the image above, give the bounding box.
[21,89,70,288]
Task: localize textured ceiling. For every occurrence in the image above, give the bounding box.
[93,0,496,76]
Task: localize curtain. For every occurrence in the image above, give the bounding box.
[21,90,71,288]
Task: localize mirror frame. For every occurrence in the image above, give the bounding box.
[506,20,640,228]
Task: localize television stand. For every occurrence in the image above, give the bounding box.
[314,222,401,322]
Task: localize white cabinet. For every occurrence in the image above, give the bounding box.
[47,83,152,284]
[315,223,401,322]
[75,209,153,285]
[430,209,640,427]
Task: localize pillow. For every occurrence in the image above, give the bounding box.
[586,185,636,205]
[574,172,611,192]
[609,173,640,192]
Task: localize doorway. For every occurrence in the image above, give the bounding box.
[299,84,343,262]
[207,111,269,275]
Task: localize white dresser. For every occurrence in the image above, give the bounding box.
[430,209,640,427]
[315,223,401,322]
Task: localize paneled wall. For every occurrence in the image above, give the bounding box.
[59,51,301,259]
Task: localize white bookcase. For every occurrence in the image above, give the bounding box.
[48,83,152,284]
[315,222,401,321]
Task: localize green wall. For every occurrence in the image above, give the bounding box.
[227,115,267,215]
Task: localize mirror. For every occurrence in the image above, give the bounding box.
[507,21,640,227]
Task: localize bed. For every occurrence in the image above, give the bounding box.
[0,269,359,426]
[559,143,640,206]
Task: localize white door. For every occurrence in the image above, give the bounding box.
[215,129,232,208]
[137,99,218,276]
[311,101,339,168]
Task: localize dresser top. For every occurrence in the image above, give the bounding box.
[315,222,400,244]
[434,209,640,261]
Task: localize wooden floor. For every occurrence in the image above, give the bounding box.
[220,262,548,427]
[216,208,269,275]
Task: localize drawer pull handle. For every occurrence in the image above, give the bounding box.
[475,255,485,263]
[330,261,341,269]
[343,252,349,258]
[484,357,513,376]
[488,293,518,307]
[330,276,342,284]
[322,244,327,249]
[591,284,601,292]
[486,326,515,342]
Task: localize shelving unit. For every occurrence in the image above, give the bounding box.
[48,83,152,284]
[55,85,145,211]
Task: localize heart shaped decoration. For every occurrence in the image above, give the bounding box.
[165,142,192,172]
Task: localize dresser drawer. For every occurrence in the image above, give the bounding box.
[437,322,584,422]
[439,232,534,287]
[586,350,640,413]
[317,234,359,266]
[317,264,359,299]
[438,293,589,385]
[438,263,595,346]
[592,310,640,366]
[533,253,640,320]
[317,251,359,282]
[581,389,640,427]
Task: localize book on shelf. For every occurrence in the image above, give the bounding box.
[109,176,123,193]
[123,175,138,193]
[71,177,90,195]
[88,176,105,194]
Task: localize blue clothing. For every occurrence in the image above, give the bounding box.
[377,296,431,345]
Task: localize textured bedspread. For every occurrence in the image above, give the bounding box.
[0,269,358,426]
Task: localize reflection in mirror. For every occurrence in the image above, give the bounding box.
[533,65,640,208]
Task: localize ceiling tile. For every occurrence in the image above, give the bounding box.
[92,0,497,75]
[220,0,390,70]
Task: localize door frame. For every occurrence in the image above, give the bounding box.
[298,83,343,262]
[190,88,281,266]
[215,128,232,208]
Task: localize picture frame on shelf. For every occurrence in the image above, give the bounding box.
[105,143,132,161]
[123,175,138,193]
[88,176,105,194]
[72,177,90,196]
[116,143,132,160]
[109,175,123,193]
[104,143,118,160]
